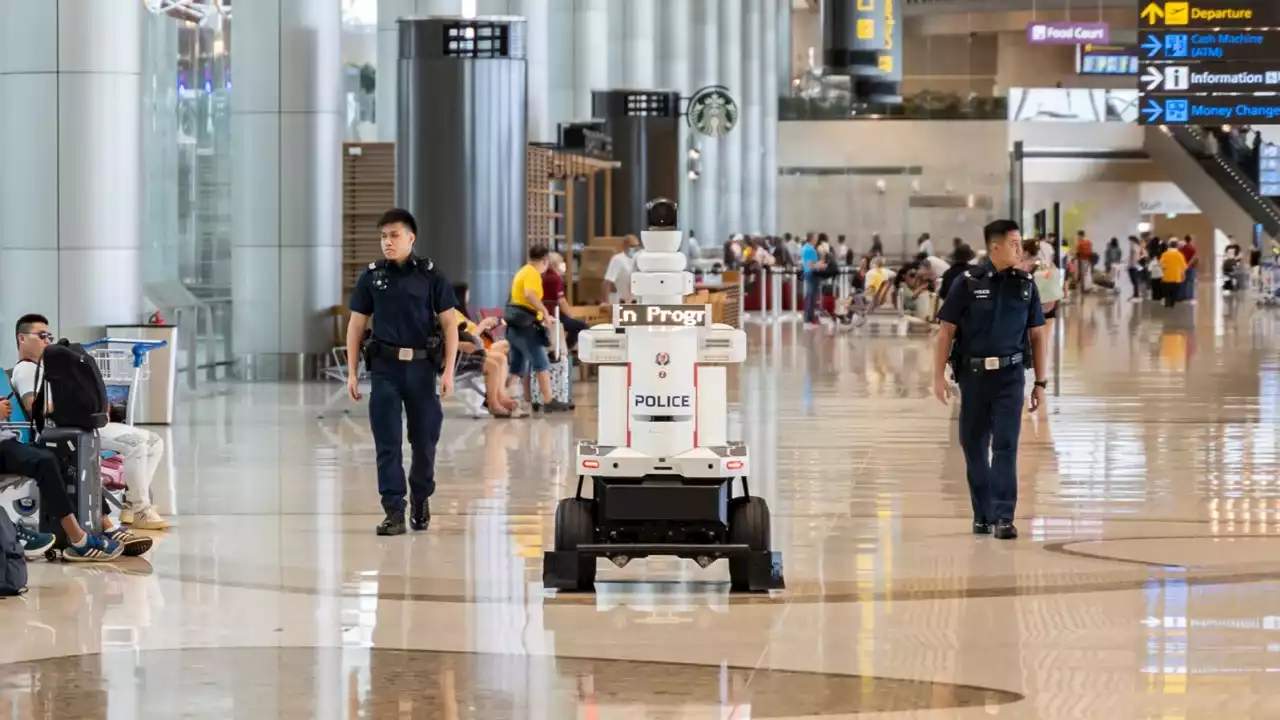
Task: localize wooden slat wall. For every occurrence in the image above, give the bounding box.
[342,142,396,298]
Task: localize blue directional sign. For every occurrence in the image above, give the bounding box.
[1138,95,1280,125]
[1141,31,1280,62]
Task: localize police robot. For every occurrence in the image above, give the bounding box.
[542,199,785,593]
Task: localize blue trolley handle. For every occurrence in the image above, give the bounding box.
[82,338,169,370]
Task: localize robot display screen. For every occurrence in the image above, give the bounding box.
[613,304,712,327]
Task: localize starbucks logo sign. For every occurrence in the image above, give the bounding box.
[687,86,738,138]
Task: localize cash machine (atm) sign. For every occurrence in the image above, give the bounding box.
[1140,1,1269,28]
[614,304,712,328]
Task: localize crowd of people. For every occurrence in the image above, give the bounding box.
[1202,125,1274,191]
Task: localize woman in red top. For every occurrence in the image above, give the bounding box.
[1179,235,1199,301]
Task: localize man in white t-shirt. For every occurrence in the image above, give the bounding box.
[13,314,170,536]
[603,234,640,304]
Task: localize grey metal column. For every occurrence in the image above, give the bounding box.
[718,0,743,236]
[377,0,462,142]
[823,0,901,103]
[231,0,343,381]
[398,16,528,313]
[0,0,143,363]
[591,90,681,238]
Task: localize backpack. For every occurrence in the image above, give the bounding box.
[31,341,109,432]
[0,511,28,597]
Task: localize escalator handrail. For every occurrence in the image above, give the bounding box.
[1163,125,1280,237]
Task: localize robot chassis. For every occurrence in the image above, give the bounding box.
[542,200,785,593]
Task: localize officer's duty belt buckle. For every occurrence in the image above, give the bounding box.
[983,357,1000,370]
[397,348,414,361]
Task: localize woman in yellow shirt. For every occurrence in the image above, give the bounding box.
[1158,241,1188,308]
[454,282,520,417]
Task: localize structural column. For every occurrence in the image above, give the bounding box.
[763,0,783,234]
[573,0,609,121]
[378,0,462,142]
[0,0,143,363]
[232,0,343,379]
[742,0,764,235]
[517,0,553,142]
[623,0,657,88]
[692,0,721,246]
[660,0,694,236]
[718,0,743,237]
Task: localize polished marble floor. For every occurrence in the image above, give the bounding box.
[3,289,1280,719]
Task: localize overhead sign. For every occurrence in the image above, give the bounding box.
[1027,21,1110,45]
[1139,1,1273,29]
[1140,62,1280,92]
[1141,31,1280,61]
[1140,95,1280,124]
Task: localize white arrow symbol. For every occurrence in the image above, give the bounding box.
[1142,66,1164,91]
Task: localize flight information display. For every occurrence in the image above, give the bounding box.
[1077,44,1138,75]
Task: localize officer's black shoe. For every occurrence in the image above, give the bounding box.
[410,498,431,532]
[376,512,406,536]
[972,521,993,535]
[993,520,1018,540]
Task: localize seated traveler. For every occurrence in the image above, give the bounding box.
[12,315,159,554]
[504,246,571,413]
[452,283,522,418]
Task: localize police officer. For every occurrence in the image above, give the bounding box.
[932,219,1047,540]
[347,208,459,536]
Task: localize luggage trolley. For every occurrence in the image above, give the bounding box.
[82,338,168,426]
[1254,264,1280,306]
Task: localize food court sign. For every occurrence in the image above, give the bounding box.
[1026,21,1111,46]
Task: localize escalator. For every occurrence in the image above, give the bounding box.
[1143,124,1280,241]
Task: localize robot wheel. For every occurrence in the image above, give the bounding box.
[727,496,772,592]
[552,498,598,591]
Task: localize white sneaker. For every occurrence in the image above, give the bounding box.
[127,505,171,531]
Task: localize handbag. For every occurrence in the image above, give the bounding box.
[1034,264,1065,304]
[503,303,538,329]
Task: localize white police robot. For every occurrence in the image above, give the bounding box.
[542,199,784,593]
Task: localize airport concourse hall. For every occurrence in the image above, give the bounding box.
[7,0,1280,718]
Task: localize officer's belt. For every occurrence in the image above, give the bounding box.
[369,341,433,362]
[963,353,1023,371]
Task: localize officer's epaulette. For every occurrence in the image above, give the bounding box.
[967,265,990,279]
[368,261,379,271]
[1012,268,1032,280]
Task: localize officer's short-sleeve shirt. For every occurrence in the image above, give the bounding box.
[349,259,457,348]
[936,264,1045,358]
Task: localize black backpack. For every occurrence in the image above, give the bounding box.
[0,511,28,597]
[31,341,109,432]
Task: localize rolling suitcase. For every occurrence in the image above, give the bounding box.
[36,428,103,543]
[531,309,573,409]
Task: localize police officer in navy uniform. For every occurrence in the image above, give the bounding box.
[932,219,1047,540]
[347,208,460,536]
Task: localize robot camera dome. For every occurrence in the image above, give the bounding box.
[645,198,678,230]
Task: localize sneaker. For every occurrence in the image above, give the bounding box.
[376,512,406,536]
[13,524,55,560]
[540,400,572,413]
[105,527,154,557]
[126,505,170,531]
[119,504,135,525]
[62,534,124,562]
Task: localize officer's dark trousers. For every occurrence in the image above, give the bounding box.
[957,365,1025,522]
[369,358,442,514]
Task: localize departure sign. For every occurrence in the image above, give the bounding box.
[1139,1,1277,29]
[1139,1,1280,125]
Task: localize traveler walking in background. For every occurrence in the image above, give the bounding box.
[801,234,825,326]
[604,235,640,304]
[1126,236,1146,301]
[1159,239,1188,308]
[504,245,571,414]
